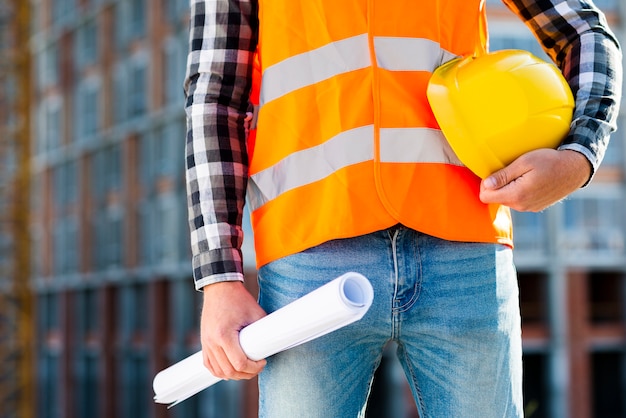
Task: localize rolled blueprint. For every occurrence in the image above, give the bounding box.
[153,272,374,407]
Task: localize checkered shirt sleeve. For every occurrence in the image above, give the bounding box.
[184,0,258,290]
[184,0,622,290]
[503,0,623,179]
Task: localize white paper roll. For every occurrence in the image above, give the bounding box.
[153,272,373,407]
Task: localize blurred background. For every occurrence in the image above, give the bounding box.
[0,0,624,417]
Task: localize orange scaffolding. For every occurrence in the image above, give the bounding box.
[0,1,34,418]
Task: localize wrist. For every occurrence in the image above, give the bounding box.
[561,149,592,187]
[203,279,244,294]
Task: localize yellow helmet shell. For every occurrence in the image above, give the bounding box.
[426,49,574,179]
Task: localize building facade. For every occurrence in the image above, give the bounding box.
[487,1,626,417]
[22,1,626,418]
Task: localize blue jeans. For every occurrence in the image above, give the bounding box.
[257,226,523,418]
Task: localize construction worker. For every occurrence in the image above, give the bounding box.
[183,0,622,417]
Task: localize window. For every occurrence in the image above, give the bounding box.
[91,212,104,270]
[75,19,99,69]
[39,292,60,334]
[511,211,548,254]
[38,43,60,89]
[85,0,107,7]
[142,121,184,186]
[67,218,79,273]
[129,0,147,40]
[112,214,125,269]
[197,381,244,418]
[139,194,179,265]
[52,0,76,27]
[77,354,100,418]
[46,100,63,151]
[114,0,147,49]
[97,207,123,270]
[518,273,548,325]
[113,2,126,49]
[138,132,152,186]
[114,57,148,122]
[163,0,188,25]
[90,145,124,271]
[38,352,61,418]
[170,279,201,344]
[152,126,169,178]
[38,96,63,154]
[54,160,78,210]
[159,193,181,264]
[600,131,624,168]
[138,198,156,265]
[128,60,148,117]
[105,144,122,192]
[91,149,106,200]
[139,126,186,266]
[587,272,623,324]
[523,353,549,418]
[489,31,550,62]
[592,351,625,418]
[74,78,101,142]
[163,35,187,105]
[75,289,101,418]
[161,119,184,178]
[37,292,61,418]
[112,63,128,124]
[78,288,100,336]
[53,216,79,275]
[117,283,150,418]
[83,84,101,138]
[120,352,149,418]
[52,161,79,275]
[561,192,625,256]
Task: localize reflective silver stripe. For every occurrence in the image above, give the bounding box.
[374,37,457,71]
[379,128,463,165]
[247,126,374,211]
[260,34,371,105]
[247,127,463,211]
[260,35,455,105]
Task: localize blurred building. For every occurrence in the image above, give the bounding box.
[15,0,626,418]
[487,1,626,417]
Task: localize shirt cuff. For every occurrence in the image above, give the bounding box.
[558,117,612,187]
[192,248,245,291]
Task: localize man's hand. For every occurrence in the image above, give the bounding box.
[201,281,267,380]
[479,149,592,212]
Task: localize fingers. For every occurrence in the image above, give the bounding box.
[479,149,591,212]
[200,281,268,381]
[479,163,533,210]
[202,340,266,380]
[479,168,546,212]
[202,328,266,380]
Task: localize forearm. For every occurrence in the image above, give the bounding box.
[184,0,258,290]
[558,29,622,178]
[504,0,622,178]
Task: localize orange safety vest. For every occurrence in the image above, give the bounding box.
[247,0,513,268]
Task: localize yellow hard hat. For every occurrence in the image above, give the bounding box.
[426,49,574,179]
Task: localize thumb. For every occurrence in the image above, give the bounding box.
[482,168,510,191]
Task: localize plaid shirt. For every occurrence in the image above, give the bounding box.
[184,0,622,290]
